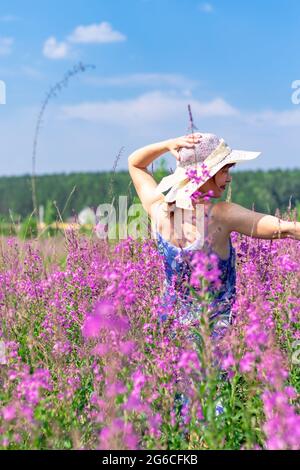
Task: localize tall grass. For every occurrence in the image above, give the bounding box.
[0,206,299,449]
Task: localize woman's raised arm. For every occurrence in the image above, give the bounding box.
[128,134,201,215]
[217,201,300,241]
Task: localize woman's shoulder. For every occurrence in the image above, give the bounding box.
[209,201,229,218]
[211,201,236,217]
[212,201,255,235]
[209,201,236,233]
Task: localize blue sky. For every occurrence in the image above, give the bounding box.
[0,0,300,176]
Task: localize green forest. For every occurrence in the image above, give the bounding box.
[0,161,299,225]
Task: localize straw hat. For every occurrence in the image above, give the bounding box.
[154,132,261,210]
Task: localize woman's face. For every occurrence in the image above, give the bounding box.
[198,164,235,199]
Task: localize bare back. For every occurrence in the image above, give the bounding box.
[152,199,231,260]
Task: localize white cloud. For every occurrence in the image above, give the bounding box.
[43,37,69,59]
[43,21,126,60]
[68,21,126,44]
[0,37,14,56]
[57,91,300,173]
[46,88,300,131]
[198,3,214,13]
[190,97,239,117]
[244,108,300,127]
[60,91,239,126]
[1,98,300,177]
[84,73,198,89]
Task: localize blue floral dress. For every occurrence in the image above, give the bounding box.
[153,202,237,340]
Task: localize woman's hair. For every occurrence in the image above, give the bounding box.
[223,163,236,169]
[163,201,176,212]
[212,162,236,184]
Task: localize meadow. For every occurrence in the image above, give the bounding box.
[0,207,300,450]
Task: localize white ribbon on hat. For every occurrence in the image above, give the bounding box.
[154,167,188,195]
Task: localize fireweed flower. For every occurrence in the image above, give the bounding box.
[99,418,139,450]
[185,164,211,186]
[0,224,299,450]
[190,251,222,290]
[185,165,213,203]
[178,350,201,374]
[52,340,72,356]
[262,389,300,450]
[2,405,16,422]
[82,300,129,339]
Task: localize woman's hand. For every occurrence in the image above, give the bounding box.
[128,133,202,216]
[165,132,202,160]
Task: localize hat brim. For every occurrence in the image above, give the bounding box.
[168,149,261,209]
[154,148,261,210]
[204,149,261,182]
[224,149,261,163]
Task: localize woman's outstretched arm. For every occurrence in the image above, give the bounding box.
[217,201,300,241]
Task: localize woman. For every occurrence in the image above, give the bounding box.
[129,131,300,422]
[128,132,300,339]
[128,133,300,336]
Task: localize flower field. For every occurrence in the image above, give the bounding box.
[0,223,300,450]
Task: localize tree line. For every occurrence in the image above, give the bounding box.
[0,163,299,223]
